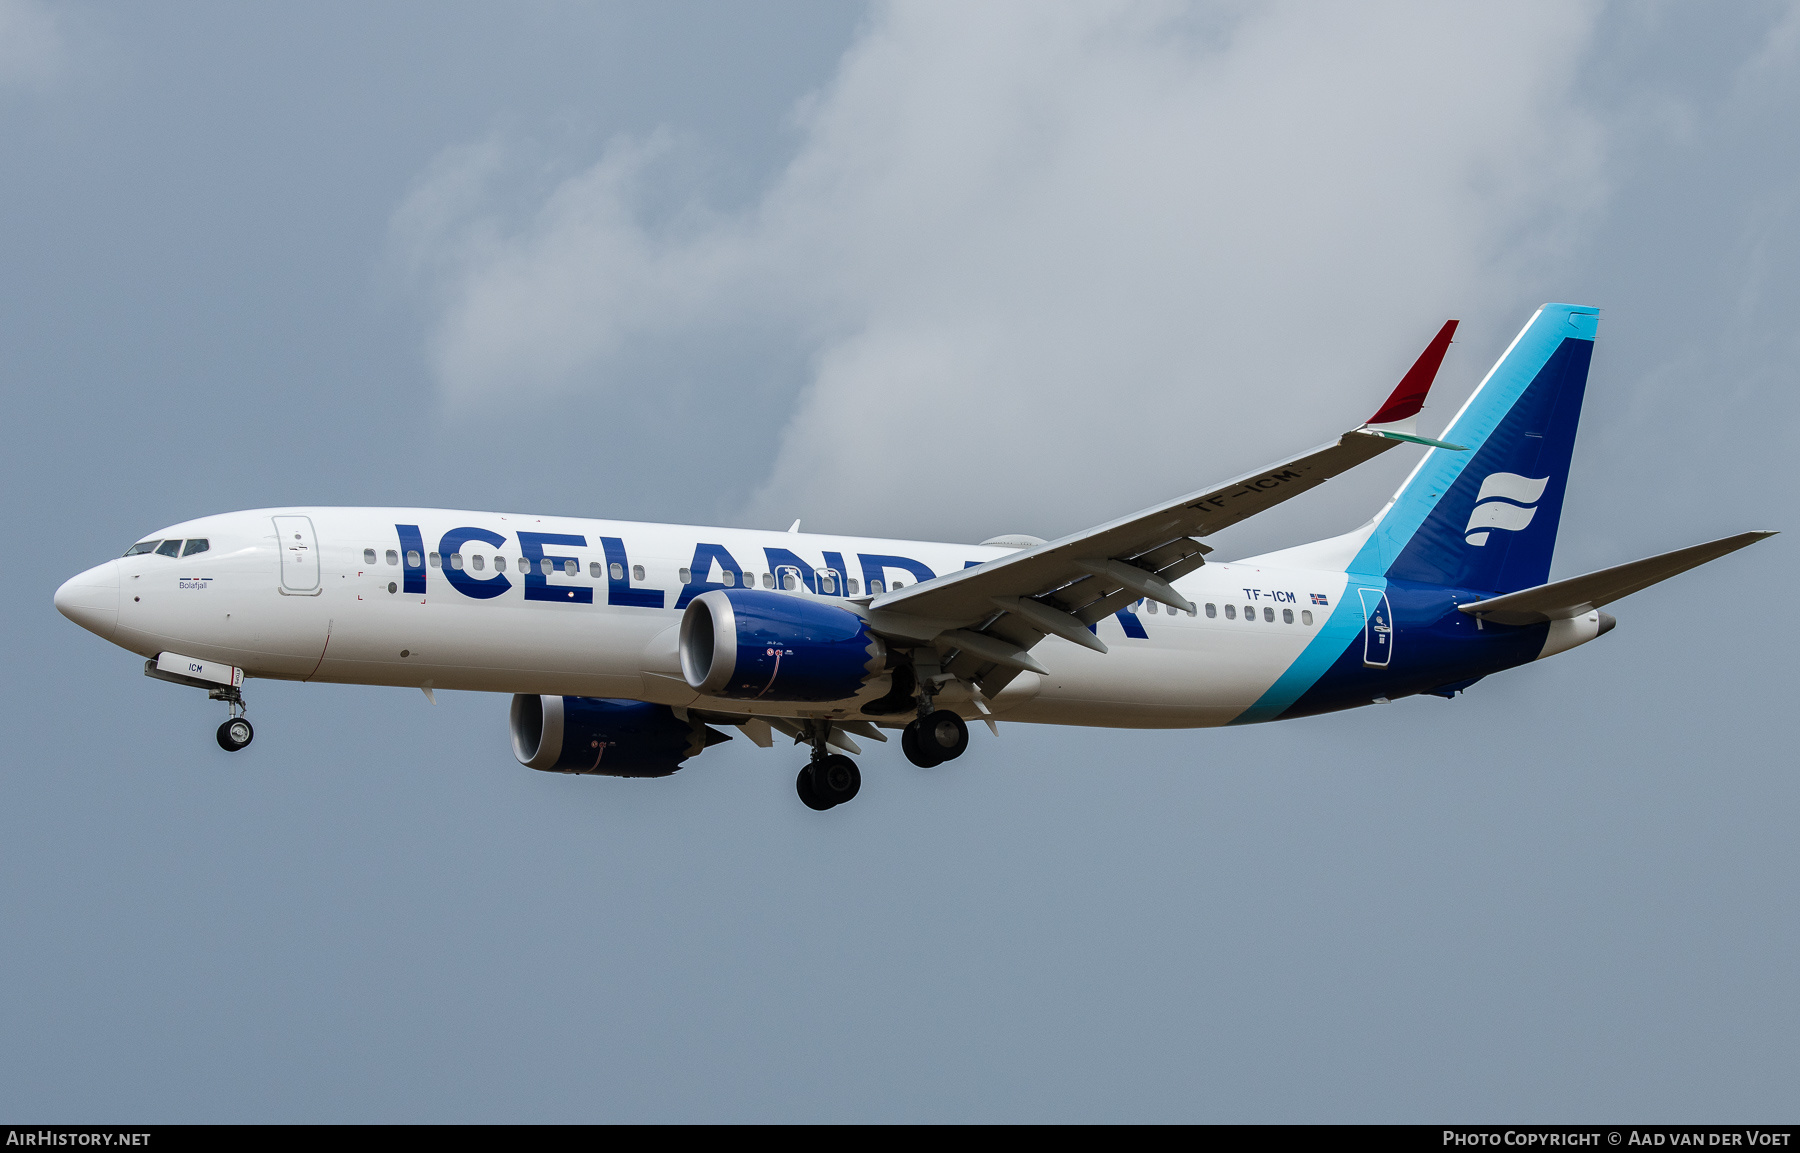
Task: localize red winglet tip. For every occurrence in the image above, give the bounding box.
[1367,319,1458,425]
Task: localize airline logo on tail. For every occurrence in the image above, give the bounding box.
[1464,473,1550,547]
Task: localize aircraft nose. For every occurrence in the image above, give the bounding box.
[55,560,120,639]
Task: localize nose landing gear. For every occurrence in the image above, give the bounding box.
[144,655,255,753]
[211,685,253,752]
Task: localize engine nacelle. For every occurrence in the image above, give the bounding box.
[679,589,887,702]
[510,695,726,777]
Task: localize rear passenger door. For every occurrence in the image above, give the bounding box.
[1358,587,1393,669]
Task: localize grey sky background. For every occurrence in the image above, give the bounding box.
[3,0,1796,1122]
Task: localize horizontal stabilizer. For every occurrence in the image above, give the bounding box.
[1459,531,1776,626]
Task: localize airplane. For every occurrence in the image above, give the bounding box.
[54,303,1774,811]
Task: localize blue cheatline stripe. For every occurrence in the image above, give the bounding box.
[1350,304,1599,577]
[1229,577,1383,725]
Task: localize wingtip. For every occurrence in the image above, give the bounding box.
[1365,318,1458,427]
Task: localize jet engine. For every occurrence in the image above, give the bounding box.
[679,589,887,702]
[510,695,728,776]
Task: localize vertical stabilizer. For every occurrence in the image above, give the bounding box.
[1351,304,1598,593]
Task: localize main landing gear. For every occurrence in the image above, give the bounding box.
[796,722,861,811]
[212,685,253,752]
[902,709,968,768]
[797,754,860,810]
[788,688,975,809]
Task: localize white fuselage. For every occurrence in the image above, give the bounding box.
[59,507,1352,729]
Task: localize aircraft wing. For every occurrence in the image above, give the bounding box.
[860,321,1462,690]
[1458,531,1776,626]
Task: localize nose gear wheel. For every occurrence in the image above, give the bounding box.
[217,717,254,752]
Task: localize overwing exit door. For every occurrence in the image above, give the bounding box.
[1358,587,1393,668]
[273,515,321,593]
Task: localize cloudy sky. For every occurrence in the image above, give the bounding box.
[4,1,1796,1121]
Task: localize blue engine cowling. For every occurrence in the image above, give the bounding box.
[509,695,728,777]
[679,589,887,702]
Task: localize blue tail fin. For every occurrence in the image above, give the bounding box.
[1350,304,1598,593]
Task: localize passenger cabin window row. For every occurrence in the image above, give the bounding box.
[1204,603,1314,626]
[124,538,208,558]
[350,547,919,600]
[666,568,864,595]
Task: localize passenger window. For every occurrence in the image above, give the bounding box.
[429,552,441,568]
[848,578,859,594]
[517,557,527,571]
[563,559,576,576]
[1224,604,1235,619]
[183,539,209,557]
[609,562,624,580]
[783,571,798,591]
[1263,607,1274,622]
[869,580,883,594]
[363,548,377,565]
[820,571,836,593]
[407,550,421,568]
[449,553,464,570]
[763,573,774,589]
[1283,608,1294,624]
[1302,610,1313,626]
[1241,606,1252,621]
[1205,603,1217,618]
[679,567,692,584]
[590,562,601,578]
[495,557,506,572]
[155,539,182,557]
[386,550,399,566]
[722,571,735,587]
[632,564,644,582]
[124,541,160,557]
[892,581,904,589]
[471,555,484,571]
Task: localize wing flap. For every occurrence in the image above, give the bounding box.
[872,429,1395,626]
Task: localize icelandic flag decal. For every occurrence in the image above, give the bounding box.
[1310,593,1330,606]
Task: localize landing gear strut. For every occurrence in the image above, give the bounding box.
[796,721,861,811]
[211,685,253,752]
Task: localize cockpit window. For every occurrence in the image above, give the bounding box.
[183,539,209,557]
[154,539,183,558]
[124,541,160,556]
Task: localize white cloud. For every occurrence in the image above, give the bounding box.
[397,0,1608,540]
[0,0,61,91]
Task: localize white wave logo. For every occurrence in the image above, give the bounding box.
[1464,472,1549,546]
